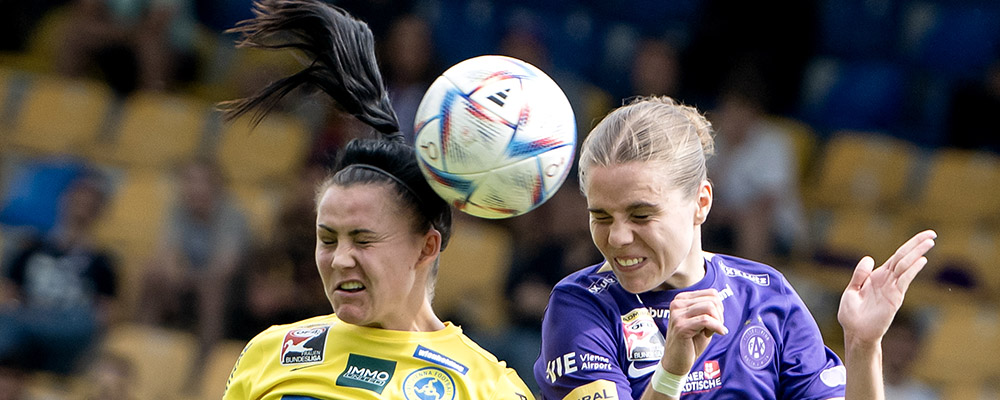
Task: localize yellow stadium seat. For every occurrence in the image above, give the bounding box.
[0,7,71,74]
[101,323,198,400]
[96,91,210,168]
[6,76,113,157]
[434,215,514,332]
[911,303,1000,394]
[217,113,308,185]
[95,169,174,316]
[197,339,248,400]
[767,116,819,186]
[803,131,918,211]
[911,148,1000,225]
[230,182,281,244]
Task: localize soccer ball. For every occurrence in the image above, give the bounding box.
[413,55,576,219]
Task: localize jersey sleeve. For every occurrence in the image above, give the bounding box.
[776,279,847,399]
[534,285,632,400]
[223,335,261,400]
[492,367,535,400]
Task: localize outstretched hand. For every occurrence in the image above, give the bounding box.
[838,230,936,344]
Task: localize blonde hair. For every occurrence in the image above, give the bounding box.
[578,96,715,198]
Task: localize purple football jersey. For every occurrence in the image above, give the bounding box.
[534,252,847,399]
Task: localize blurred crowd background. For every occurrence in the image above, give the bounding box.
[0,0,999,399]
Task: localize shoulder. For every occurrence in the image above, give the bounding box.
[250,314,338,345]
[553,262,619,298]
[707,253,792,294]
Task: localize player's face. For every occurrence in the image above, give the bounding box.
[315,183,436,330]
[584,162,711,293]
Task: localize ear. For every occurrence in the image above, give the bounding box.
[694,180,712,225]
[416,228,442,270]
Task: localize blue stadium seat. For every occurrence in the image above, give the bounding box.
[817,0,905,60]
[799,57,908,135]
[901,1,1000,81]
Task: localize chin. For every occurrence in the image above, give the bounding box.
[332,305,370,326]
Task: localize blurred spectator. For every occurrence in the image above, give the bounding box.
[380,14,439,143]
[56,0,198,95]
[138,157,249,389]
[627,37,682,100]
[83,352,136,400]
[0,170,118,375]
[883,309,939,400]
[228,162,329,340]
[483,181,602,394]
[704,71,806,263]
[945,57,1000,154]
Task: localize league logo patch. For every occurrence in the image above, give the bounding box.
[403,367,456,400]
[621,308,665,361]
[739,325,775,369]
[280,325,329,365]
[704,360,721,379]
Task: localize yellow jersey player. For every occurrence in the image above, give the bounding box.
[219,1,533,399]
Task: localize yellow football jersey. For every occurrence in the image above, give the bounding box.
[224,314,533,400]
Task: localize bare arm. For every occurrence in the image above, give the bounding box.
[838,230,936,400]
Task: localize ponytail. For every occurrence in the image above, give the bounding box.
[220,0,400,138]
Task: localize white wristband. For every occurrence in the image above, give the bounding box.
[650,363,687,398]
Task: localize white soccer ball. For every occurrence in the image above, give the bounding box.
[413,55,576,219]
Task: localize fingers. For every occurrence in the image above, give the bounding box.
[848,256,875,290]
[885,230,937,272]
[896,256,928,294]
[669,289,728,336]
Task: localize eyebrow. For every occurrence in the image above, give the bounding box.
[587,202,659,214]
[317,224,375,236]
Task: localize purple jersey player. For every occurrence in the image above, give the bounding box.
[534,97,936,400]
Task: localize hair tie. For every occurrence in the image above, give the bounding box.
[346,164,422,203]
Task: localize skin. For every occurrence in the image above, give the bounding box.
[583,161,936,400]
[314,183,444,332]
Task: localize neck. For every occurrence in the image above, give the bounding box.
[657,229,706,290]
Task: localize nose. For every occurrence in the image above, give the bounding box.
[330,243,356,269]
[607,220,634,248]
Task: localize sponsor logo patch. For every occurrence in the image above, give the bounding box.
[704,360,721,379]
[336,354,397,394]
[413,345,468,375]
[739,326,775,369]
[403,367,455,400]
[621,308,665,361]
[719,263,771,286]
[280,325,329,365]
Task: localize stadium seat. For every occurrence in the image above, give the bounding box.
[230,182,281,244]
[0,6,71,74]
[100,323,198,400]
[434,215,514,332]
[94,169,174,316]
[815,208,914,267]
[216,113,308,185]
[767,116,820,186]
[911,302,1000,396]
[817,0,903,60]
[923,223,1000,294]
[197,339,248,400]
[900,1,1000,81]
[96,91,210,169]
[910,148,1000,225]
[5,75,113,157]
[803,131,919,211]
[799,58,908,134]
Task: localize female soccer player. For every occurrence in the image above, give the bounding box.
[220,1,532,398]
[533,96,936,400]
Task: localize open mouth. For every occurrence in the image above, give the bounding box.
[616,257,644,267]
[338,281,366,293]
